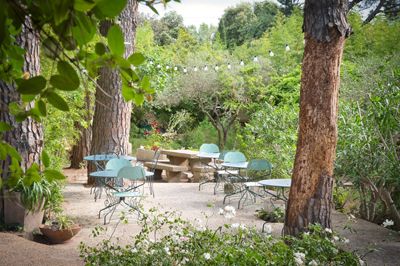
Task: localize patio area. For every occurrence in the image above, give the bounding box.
[2,168,399,266]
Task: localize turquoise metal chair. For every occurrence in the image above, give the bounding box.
[198,143,220,191]
[220,152,247,201]
[199,143,220,153]
[237,159,272,209]
[99,166,146,224]
[106,158,132,188]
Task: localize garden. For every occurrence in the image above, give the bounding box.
[0,0,399,265]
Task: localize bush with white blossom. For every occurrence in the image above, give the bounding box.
[79,208,360,265]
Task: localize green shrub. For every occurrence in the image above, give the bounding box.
[80,209,360,265]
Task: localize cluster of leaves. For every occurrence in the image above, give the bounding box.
[256,207,285,223]
[79,209,360,265]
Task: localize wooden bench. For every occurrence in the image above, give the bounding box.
[144,162,189,182]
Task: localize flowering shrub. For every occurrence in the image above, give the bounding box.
[143,121,175,150]
[79,208,361,265]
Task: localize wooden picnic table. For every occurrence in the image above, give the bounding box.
[145,149,214,182]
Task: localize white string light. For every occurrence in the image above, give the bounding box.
[144,44,297,73]
[269,50,274,57]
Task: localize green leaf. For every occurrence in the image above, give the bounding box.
[42,150,50,168]
[46,92,70,111]
[0,122,12,132]
[21,94,36,102]
[43,169,66,181]
[140,76,151,91]
[128,53,145,66]
[95,0,127,18]
[17,76,46,95]
[107,25,124,57]
[74,0,96,12]
[95,42,107,55]
[146,3,159,15]
[122,85,135,101]
[50,61,80,91]
[72,12,96,46]
[134,93,144,106]
[37,100,47,116]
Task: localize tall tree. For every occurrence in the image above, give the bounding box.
[278,0,301,16]
[89,0,138,181]
[0,16,42,215]
[284,0,351,236]
[349,0,400,24]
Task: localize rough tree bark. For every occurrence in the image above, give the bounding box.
[284,0,351,236]
[0,16,43,216]
[69,88,92,169]
[88,0,138,183]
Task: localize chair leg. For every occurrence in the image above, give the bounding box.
[104,204,117,225]
[98,201,119,218]
[238,188,248,209]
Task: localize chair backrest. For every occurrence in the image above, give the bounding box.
[247,159,272,171]
[199,143,220,153]
[117,166,146,181]
[223,151,246,163]
[106,158,131,170]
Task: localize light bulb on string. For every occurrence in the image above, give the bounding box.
[174,66,178,71]
[203,65,208,71]
[183,67,187,74]
[269,50,274,57]
[193,66,198,72]
[227,63,232,70]
[157,64,161,69]
[285,44,290,52]
[214,65,219,71]
[253,56,258,62]
[149,60,154,65]
[240,60,245,66]
[166,65,170,70]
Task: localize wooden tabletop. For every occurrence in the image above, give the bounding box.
[160,149,199,159]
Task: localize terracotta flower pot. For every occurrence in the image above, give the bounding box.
[39,224,81,244]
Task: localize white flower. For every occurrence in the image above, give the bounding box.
[131,248,137,253]
[164,246,171,255]
[231,223,240,229]
[181,257,189,264]
[325,228,333,234]
[224,205,235,212]
[333,236,339,241]
[294,252,306,266]
[240,224,247,230]
[204,253,211,260]
[303,232,310,236]
[218,208,224,215]
[343,238,350,243]
[264,224,273,234]
[359,259,365,266]
[382,219,394,228]
[179,236,189,242]
[308,260,318,266]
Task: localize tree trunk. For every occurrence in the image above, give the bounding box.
[88,0,138,183]
[284,0,350,236]
[0,16,42,218]
[70,89,92,169]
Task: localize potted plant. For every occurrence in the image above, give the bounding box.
[3,162,65,238]
[39,213,80,244]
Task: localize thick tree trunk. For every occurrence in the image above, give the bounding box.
[70,89,92,169]
[88,0,138,183]
[284,0,350,236]
[0,16,42,217]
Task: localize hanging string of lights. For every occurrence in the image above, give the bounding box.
[144,44,293,74]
